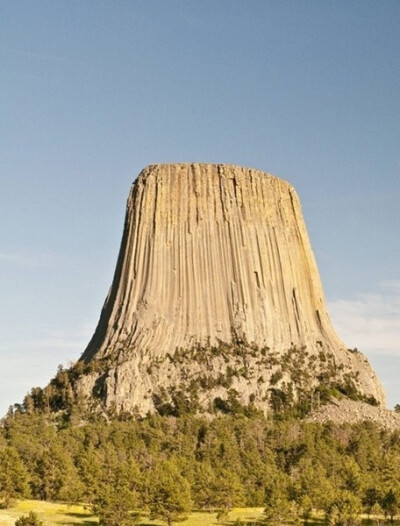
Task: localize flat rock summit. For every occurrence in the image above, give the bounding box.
[78,163,385,415]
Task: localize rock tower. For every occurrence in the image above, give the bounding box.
[78,164,385,414]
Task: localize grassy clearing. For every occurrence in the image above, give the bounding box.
[0,502,256,525]
[0,502,266,526]
[1,501,398,525]
[0,500,97,526]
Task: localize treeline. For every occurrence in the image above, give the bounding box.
[1,407,400,525]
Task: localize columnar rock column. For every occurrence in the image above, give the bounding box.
[79,164,385,413]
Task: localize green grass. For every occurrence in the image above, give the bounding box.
[1,501,399,526]
[0,500,97,526]
[0,502,266,526]
[0,502,267,525]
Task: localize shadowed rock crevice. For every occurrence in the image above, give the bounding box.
[77,163,385,415]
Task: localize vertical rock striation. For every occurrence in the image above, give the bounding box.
[79,164,385,414]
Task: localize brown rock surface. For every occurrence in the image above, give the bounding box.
[78,163,385,414]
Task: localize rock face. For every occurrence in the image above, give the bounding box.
[79,164,385,414]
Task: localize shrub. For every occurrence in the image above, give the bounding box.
[15,512,43,526]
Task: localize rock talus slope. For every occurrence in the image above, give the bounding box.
[79,164,385,414]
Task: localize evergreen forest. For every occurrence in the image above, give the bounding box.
[1,396,400,526]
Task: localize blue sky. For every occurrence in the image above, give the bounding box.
[1,0,399,416]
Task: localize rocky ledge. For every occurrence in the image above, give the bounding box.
[308,399,400,430]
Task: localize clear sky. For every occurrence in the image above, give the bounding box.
[1,0,399,416]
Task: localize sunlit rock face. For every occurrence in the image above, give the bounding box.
[79,164,385,414]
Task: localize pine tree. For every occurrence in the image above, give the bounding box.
[264,471,297,525]
[381,487,400,525]
[148,460,192,526]
[325,489,362,526]
[0,447,30,507]
[94,486,139,526]
[211,468,245,512]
